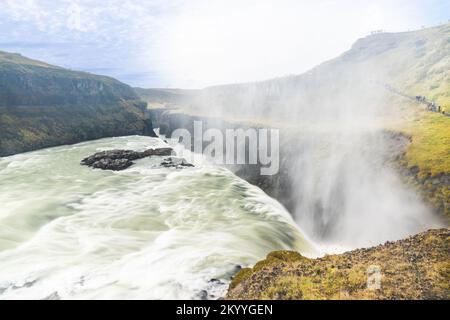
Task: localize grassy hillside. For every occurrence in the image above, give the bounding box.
[342,24,450,107]
[193,23,449,116]
[402,111,450,176]
[0,51,139,106]
[0,51,155,156]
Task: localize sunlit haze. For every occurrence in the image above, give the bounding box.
[0,0,448,87]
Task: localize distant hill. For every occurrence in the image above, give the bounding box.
[160,23,449,121]
[134,87,199,107]
[343,23,449,106]
[0,51,155,156]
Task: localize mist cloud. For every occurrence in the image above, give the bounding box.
[0,0,448,87]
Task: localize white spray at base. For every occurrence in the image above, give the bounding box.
[291,126,444,253]
[0,136,314,300]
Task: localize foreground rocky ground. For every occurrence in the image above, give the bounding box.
[226,228,450,300]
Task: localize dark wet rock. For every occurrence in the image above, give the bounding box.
[231,265,242,274]
[160,157,194,168]
[408,165,420,175]
[198,290,208,300]
[11,279,38,290]
[90,158,133,171]
[81,147,175,171]
[42,291,61,300]
[0,282,10,295]
[81,150,141,166]
[142,148,175,157]
[209,278,225,285]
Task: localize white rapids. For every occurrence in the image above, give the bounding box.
[0,136,314,300]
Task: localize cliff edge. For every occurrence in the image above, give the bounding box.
[227,228,449,300]
[0,50,156,156]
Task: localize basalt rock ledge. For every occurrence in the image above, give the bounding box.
[81,148,175,171]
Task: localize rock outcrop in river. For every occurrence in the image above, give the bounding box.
[81,148,176,171]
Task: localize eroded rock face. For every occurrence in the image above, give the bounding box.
[0,50,158,157]
[81,148,175,171]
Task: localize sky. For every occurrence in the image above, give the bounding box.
[0,0,449,88]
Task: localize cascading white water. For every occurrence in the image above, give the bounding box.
[0,136,314,300]
[291,127,444,251]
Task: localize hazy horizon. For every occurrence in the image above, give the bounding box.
[1,0,449,89]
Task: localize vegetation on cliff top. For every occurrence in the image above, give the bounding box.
[349,23,450,107]
[0,51,154,156]
[395,107,450,220]
[227,228,450,300]
[402,110,450,176]
[0,50,139,106]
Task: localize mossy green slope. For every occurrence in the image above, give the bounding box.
[0,51,154,156]
[346,23,450,107]
[403,111,450,176]
[398,109,450,219]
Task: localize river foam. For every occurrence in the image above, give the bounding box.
[0,136,314,299]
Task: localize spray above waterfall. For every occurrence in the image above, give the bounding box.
[154,52,445,249]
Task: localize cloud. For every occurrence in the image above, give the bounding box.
[2,0,50,31]
[0,0,447,88]
[0,0,174,86]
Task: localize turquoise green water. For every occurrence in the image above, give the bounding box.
[0,136,314,299]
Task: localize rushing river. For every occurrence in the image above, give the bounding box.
[0,136,314,300]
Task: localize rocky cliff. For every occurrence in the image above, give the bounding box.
[0,50,156,156]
